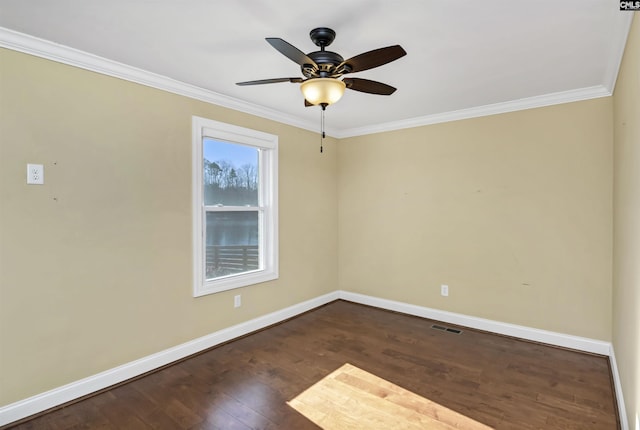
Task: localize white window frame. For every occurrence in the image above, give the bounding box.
[192,116,278,297]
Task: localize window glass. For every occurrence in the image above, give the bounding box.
[203,139,259,207]
[205,211,259,279]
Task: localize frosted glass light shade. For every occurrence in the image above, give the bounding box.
[300,78,346,106]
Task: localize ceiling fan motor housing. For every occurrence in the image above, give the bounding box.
[303,51,345,78]
[304,28,347,78]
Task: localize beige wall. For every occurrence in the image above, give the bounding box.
[338,98,613,340]
[0,48,338,405]
[0,31,627,416]
[613,13,639,429]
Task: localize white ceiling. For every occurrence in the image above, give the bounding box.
[0,1,633,137]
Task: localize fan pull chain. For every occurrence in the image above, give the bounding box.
[320,106,325,153]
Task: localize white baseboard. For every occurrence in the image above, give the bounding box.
[0,290,622,427]
[337,291,612,355]
[0,291,340,427]
[337,291,628,429]
[609,345,630,430]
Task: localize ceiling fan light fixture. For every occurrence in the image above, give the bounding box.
[300,78,346,106]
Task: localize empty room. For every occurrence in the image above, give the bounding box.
[0,2,638,429]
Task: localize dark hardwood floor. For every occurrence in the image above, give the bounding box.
[5,300,619,429]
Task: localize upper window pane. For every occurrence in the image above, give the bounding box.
[204,138,259,206]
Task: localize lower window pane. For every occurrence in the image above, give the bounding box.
[206,211,259,279]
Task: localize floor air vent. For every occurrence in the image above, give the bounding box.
[431,324,463,335]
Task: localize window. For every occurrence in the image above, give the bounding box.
[192,116,278,297]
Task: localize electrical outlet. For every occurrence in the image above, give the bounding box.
[27,164,44,185]
[440,284,449,297]
[234,294,241,308]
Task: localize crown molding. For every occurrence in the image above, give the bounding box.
[334,85,612,138]
[603,12,634,95]
[0,25,626,139]
[0,27,319,135]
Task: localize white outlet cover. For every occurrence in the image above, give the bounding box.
[27,164,44,185]
[441,284,449,297]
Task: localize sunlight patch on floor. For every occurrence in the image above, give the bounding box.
[287,363,494,430]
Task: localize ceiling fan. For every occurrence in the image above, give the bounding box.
[236,27,407,109]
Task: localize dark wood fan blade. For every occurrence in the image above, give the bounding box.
[266,38,318,69]
[341,45,406,74]
[343,78,397,95]
[304,99,313,107]
[236,77,303,86]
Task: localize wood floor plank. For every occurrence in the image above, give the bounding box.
[3,300,619,429]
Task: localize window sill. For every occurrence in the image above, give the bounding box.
[193,269,279,297]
